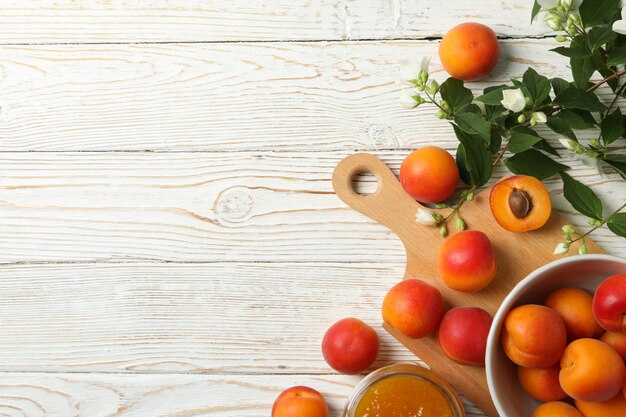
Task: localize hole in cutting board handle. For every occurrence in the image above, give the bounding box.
[351,171,380,196]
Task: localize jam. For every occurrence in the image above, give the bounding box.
[354,374,455,417]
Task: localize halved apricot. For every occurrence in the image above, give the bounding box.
[489,175,551,232]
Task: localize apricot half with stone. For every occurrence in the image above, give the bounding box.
[489,175,551,232]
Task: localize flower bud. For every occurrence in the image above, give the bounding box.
[456,217,466,231]
[466,191,474,202]
[440,224,448,237]
[533,111,547,124]
[434,203,449,209]
[416,208,437,226]
[400,90,424,109]
[440,100,450,111]
[590,139,601,148]
[561,0,572,10]
[436,110,447,119]
[570,14,580,24]
[566,25,577,36]
[588,219,603,227]
[517,114,525,123]
[555,35,567,42]
[530,118,537,127]
[553,242,570,255]
[562,225,576,234]
[556,5,564,12]
[559,138,577,150]
[425,79,439,95]
[399,57,431,85]
[578,243,588,255]
[419,69,429,84]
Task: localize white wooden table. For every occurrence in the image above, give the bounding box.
[0,1,624,416]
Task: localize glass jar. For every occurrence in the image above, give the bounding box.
[344,362,465,417]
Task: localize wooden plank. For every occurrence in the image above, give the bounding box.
[0,372,486,417]
[0,151,623,263]
[0,0,548,44]
[0,262,411,372]
[1,39,613,152]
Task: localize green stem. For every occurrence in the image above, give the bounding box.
[569,202,626,244]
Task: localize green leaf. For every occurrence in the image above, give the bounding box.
[588,27,618,51]
[490,131,503,155]
[602,154,626,180]
[607,213,626,238]
[560,172,604,220]
[455,143,472,185]
[440,78,473,113]
[454,112,492,142]
[546,116,577,140]
[550,46,592,58]
[508,127,543,153]
[475,85,509,105]
[533,138,561,157]
[579,0,620,27]
[522,67,552,105]
[601,108,624,145]
[554,87,607,112]
[452,124,492,187]
[531,0,541,23]
[557,109,597,129]
[551,78,571,96]
[607,45,626,66]
[570,56,597,89]
[505,150,569,180]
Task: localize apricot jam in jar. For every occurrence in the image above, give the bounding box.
[344,363,465,417]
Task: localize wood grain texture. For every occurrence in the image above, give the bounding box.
[0,151,623,264]
[2,39,619,151]
[333,153,608,417]
[0,262,413,373]
[0,0,549,44]
[0,372,487,417]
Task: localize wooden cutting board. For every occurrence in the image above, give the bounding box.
[332,153,605,417]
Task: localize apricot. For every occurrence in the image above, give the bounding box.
[399,146,459,203]
[560,338,625,403]
[544,287,604,341]
[382,279,444,339]
[592,273,626,332]
[575,392,626,417]
[438,22,500,81]
[600,331,626,361]
[272,386,328,417]
[518,363,567,402]
[489,175,551,232]
[532,402,583,417]
[501,304,566,368]
[436,230,497,292]
[437,306,492,366]
[321,318,379,375]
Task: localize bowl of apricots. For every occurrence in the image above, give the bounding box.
[486,254,626,417]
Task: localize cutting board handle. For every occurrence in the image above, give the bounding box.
[332,153,422,241]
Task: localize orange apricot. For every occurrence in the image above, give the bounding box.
[518,363,567,402]
[399,146,459,203]
[502,304,566,368]
[544,287,604,341]
[560,338,625,403]
[382,279,444,339]
[575,392,626,417]
[532,402,583,417]
[600,331,626,361]
[272,386,328,417]
[489,175,552,232]
[436,230,497,292]
[438,22,500,81]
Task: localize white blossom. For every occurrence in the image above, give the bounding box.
[533,111,547,124]
[399,57,430,85]
[400,90,422,109]
[501,89,526,112]
[538,0,559,9]
[553,242,570,255]
[613,8,626,35]
[415,208,437,226]
[559,138,576,150]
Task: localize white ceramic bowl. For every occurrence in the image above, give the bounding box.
[486,254,626,417]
